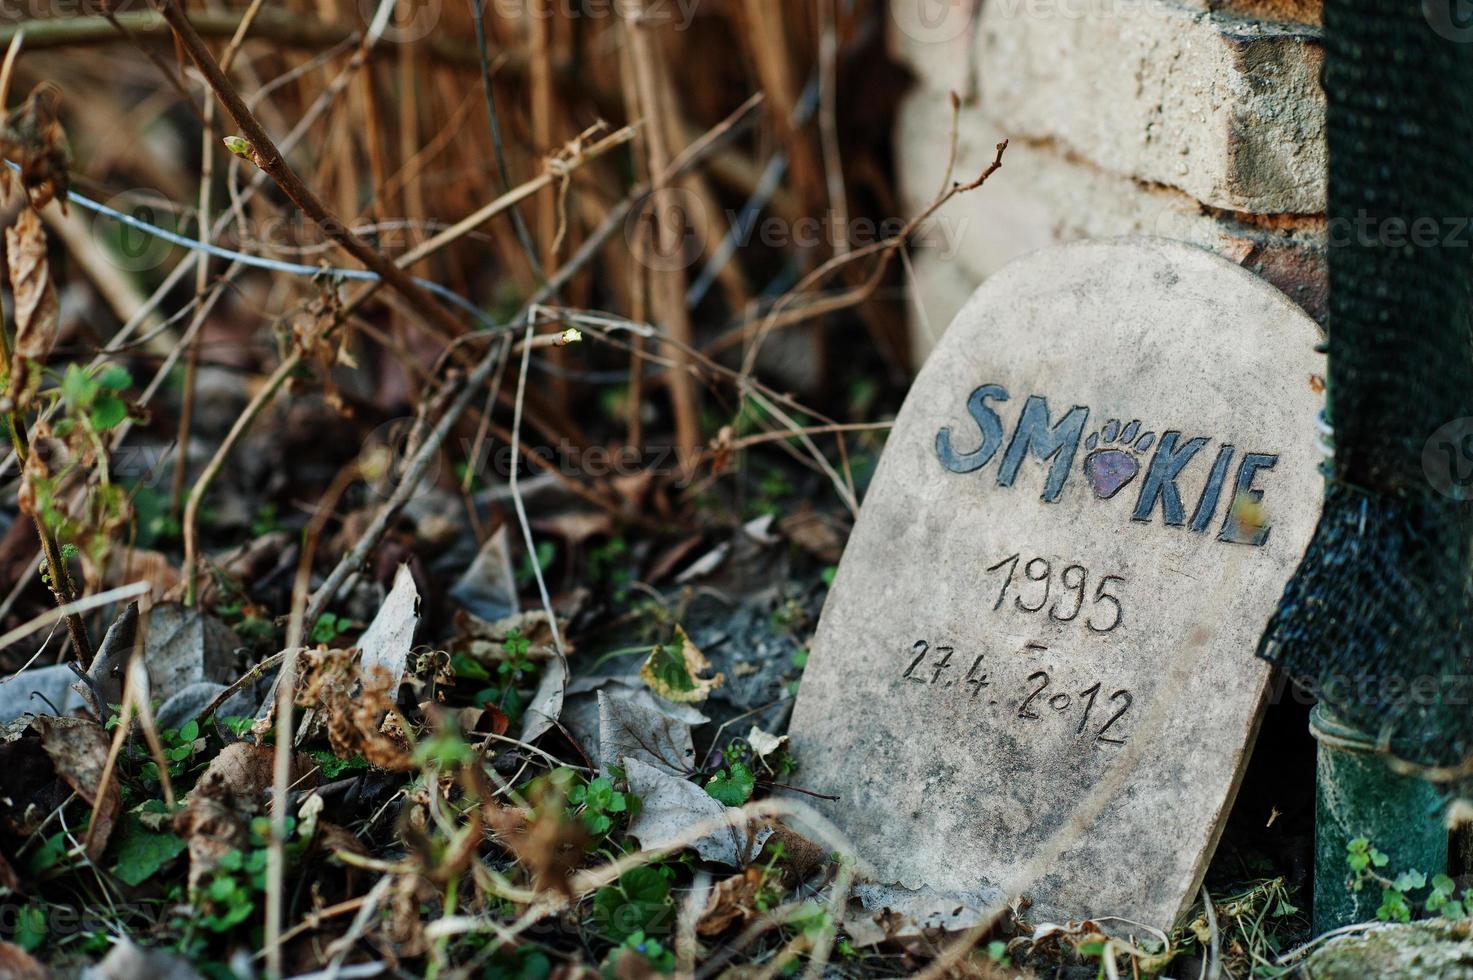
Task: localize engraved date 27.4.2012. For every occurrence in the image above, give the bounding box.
[900,640,1134,745]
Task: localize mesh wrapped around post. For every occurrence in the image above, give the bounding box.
[1256,0,1473,772]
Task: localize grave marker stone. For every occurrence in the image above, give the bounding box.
[787,238,1323,930]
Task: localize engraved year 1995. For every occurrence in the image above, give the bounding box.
[986,553,1125,633]
[900,639,1133,745]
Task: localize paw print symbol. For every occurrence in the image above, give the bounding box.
[1083,419,1157,500]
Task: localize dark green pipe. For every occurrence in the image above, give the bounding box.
[1311,705,1448,932]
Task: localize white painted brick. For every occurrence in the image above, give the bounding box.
[890,0,1326,214]
[897,90,1325,358]
[904,251,983,359]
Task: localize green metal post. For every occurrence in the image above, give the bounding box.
[1311,704,1449,932]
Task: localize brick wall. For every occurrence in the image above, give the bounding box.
[893,0,1327,357]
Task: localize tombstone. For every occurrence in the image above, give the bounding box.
[786,238,1324,931]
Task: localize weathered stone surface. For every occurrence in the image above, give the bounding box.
[787,239,1323,930]
[1303,921,1473,979]
[897,93,1326,358]
[890,0,1326,214]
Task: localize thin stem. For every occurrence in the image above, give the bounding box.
[265,461,360,977]
[156,0,471,345]
[0,269,93,665]
[182,353,301,605]
[171,0,265,519]
[466,0,544,282]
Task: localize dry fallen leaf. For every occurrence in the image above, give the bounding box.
[5,208,57,408]
[519,651,567,744]
[358,563,421,687]
[172,796,249,893]
[598,690,696,778]
[33,715,120,859]
[623,757,759,867]
[759,820,829,887]
[190,740,317,809]
[0,941,48,980]
[173,741,319,889]
[89,936,204,980]
[640,626,723,704]
[0,82,70,212]
[746,726,789,764]
[449,525,519,622]
[698,868,768,936]
[138,603,241,705]
[486,799,587,897]
[778,503,846,564]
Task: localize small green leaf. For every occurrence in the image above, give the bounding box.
[28,831,67,874]
[14,904,46,951]
[706,761,756,806]
[593,866,673,941]
[97,365,133,391]
[90,394,128,431]
[1377,889,1411,923]
[503,629,531,659]
[1393,870,1427,892]
[61,363,97,409]
[109,815,187,886]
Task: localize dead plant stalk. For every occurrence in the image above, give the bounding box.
[157,0,472,344]
[0,240,93,665]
